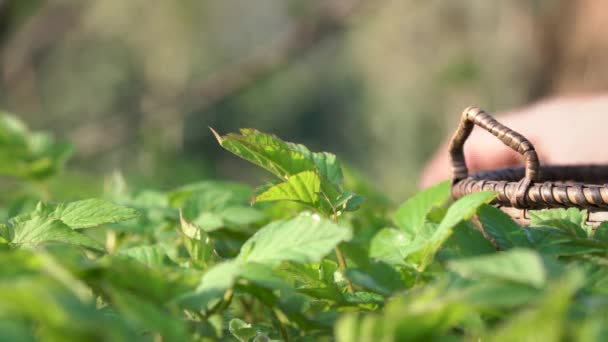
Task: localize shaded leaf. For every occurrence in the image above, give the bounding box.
[219,206,266,226]
[333,190,367,212]
[413,191,497,271]
[229,318,258,342]
[478,205,530,249]
[0,112,74,180]
[438,221,496,260]
[524,227,606,256]
[109,289,189,341]
[594,222,608,242]
[447,248,547,288]
[289,144,344,186]
[487,269,584,342]
[116,245,171,267]
[346,261,406,295]
[177,261,241,310]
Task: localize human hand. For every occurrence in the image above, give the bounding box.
[420,95,608,188]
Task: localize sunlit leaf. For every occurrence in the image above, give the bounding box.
[238,213,352,266]
[369,228,410,266]
[51,198,141,229]
[529,208,590,237]
[10,212,104,251]
[212,128,316,180]
[255,170,321,206]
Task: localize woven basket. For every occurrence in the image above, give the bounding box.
[450,107,608,227]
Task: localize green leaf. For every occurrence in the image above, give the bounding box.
[457,280,542,308]
[51,198,141,229]
[179,212,214,265]
[346,261,406,295]
[212,128,357,215]
[288,143,344,186]
[238,213,352,266]
[335,313,382,342]
[239,262,294,293]
[393,180,451,234]
[0,320,35,342]
[436,191,497,238]
[198,260,241,292]
[487,269,584,342]
[343,291,384,306]
[438,221,496,260]
[336,282,474,342]
[413,191,497,271]
[194,212,224,232]
[229,318,258,342]
[0,275,134,340]
[254,170,321,206]
[447,248,547,288]
[0,112,74,180]
[478,205,531,249]
[212,128,316,180]
[594,222,608,242]
[177,261,241,310]
[95,256,189,305]
[529,208,589,237]
[116,245,172,267]
[524,227,606,256]
[369,228,410,266]
[333,190,367,212]
[109,289,189,341]
[168,180,252,210]
[0,223,10,242]
[10,212,104,251]
[219,206,266,226]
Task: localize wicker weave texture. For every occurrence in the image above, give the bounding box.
[450,107,608,211]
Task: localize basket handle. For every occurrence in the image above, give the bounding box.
[448,107,540,207]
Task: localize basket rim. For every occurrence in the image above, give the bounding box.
[452,164,608,210]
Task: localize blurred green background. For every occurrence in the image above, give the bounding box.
[0,0,586,201]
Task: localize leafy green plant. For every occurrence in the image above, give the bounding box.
[1,116,608,341]
[212,128,366,292]
[0,112,73,181]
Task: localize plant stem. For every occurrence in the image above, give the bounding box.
[272,308,290,342]
[239,297,254,322]
[331,213,354,293]
[218,288,234,312]
[335,246,354,293]
[204,288,234,318]
[105,230,117,253]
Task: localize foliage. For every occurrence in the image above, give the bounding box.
[0,112,72,180]
[2,113,608,341]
